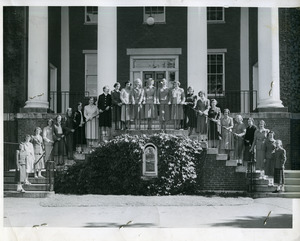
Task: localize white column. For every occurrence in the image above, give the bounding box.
[97,7,117,95]
[257,8,284,108]
[61,7,70,113]
[188,7,207,94]
[240,7,250,113]
[24,7,48,109]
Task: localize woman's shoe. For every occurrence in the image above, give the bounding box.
[38,175,46,179]
[25,181,31,185]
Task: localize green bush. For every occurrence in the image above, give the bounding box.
[55,133,204,195]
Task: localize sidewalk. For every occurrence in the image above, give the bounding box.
[3,195,293,228]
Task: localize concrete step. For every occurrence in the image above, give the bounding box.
[251,192,283,198]
[253,185,277,192]
[226,160,237,167]
[252,179,270,185]
[216,154,228,161]
[207,148,218,155]
[4,170,47,177]
[4,191,55,198]
[4,176,48,184]
[277,192,300,198]
[284,185,300,192]
[247,172,261,178]
[4,183,50,191]
[285,178,300,185]
[284,170,300,178]
[236,166,247,173]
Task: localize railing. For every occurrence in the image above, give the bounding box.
[209,90,257,113]
[49,91,90,114]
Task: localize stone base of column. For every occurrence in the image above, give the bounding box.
[19,107,51,113]
[22,100,49,113]
[257,107,288,113]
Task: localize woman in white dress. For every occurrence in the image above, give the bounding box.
[84,97,99,146]
[23,134,35,185]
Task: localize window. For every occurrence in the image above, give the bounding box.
[143,7,166,23]
[84,53,97,97]
[207,52,225,96]
[85,6,98,24]
[207,7,225,23]
[142,143,158,178]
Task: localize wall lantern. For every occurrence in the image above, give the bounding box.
[146,16,155,26]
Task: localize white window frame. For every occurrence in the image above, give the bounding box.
[83,50,98,97]
[143,6,166,24]
[207,49,226,97]
[129,55,179,87]
[207,7,225,23]
[84,6,98,25]
[142,143,158,178]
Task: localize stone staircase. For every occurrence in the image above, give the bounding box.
[250,170,300,198]
[4,170,54,198]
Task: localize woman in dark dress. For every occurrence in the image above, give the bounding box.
[243,117,257,169]
[54,115,65,165]
[207,99,221,148]
[73,102,86,151]
[97,85,112,141]
[111,82,122,130]
[63,108,75,160]
[185,86,197,136]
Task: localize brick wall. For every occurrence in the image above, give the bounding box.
[16,113,58,143]
[198,153,248,191]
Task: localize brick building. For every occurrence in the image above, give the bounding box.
[3,6,300,170]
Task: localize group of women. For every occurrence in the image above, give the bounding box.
[109,78,213,134]
[218,114,286,191]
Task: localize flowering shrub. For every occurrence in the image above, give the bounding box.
[55,133,204,195]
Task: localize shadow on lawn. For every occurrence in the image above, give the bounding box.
[208,214,292,228]
[83,222,156,228]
